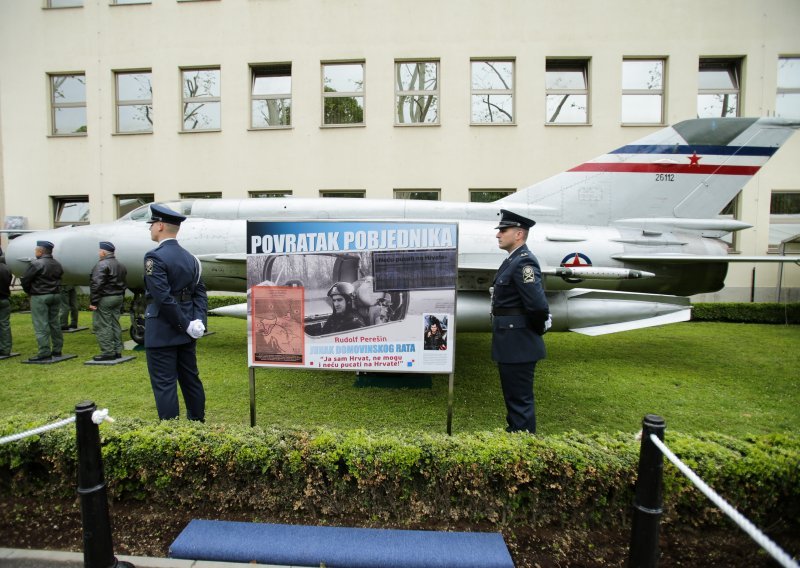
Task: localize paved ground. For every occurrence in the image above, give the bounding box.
[0,548,292,567]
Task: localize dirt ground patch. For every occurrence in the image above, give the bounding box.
[0,495,797,567]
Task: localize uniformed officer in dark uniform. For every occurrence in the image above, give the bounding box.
[144,204,207,421]
[20,240,64,361]
[321,281,366,334]
[89,241,128,361]
[491,209,550,433]
[0,254,13,357]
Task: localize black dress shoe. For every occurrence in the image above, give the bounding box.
[60,326,70,331]
[28,354,52,362]
[93,354,117,361]
[68,324,78,330]
[52,351,62,358]
[115,353,122,359]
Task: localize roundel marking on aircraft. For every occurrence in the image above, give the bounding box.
[560,252,592,283]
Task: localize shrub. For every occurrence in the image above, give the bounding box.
[1,418,797,531]
[691,302,800,324]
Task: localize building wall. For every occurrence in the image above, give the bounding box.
[1,0,798,300]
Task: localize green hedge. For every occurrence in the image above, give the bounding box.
[691,302,800,324]
[0,418,797,531]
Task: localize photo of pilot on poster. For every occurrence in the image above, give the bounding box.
[246,221,458,373]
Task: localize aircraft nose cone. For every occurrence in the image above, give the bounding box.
[5,232,39,277]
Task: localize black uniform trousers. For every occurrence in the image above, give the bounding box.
[498,361,537,433]
[146,342,205,421]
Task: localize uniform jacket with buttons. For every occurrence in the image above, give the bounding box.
[89,254,128,306]
[491,244,549,363]
[21,254,63,296]
[143,239,207,348]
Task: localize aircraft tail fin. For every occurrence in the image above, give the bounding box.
[498,117,799,226]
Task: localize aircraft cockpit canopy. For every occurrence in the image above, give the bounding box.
[122,200,197,222]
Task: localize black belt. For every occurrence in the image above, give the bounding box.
[492,308,527,316]
[173,291,193,302]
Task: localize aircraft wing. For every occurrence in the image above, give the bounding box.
[613,254,800,263]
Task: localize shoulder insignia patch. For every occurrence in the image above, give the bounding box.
[144,258,154,276]
[522,265,535,284]
[520,252,528,257]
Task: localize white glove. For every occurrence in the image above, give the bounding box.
[186,319,205,339]
[544,314,553,332]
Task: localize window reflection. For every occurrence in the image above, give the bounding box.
[621,59,664,124]
[182,68,221,131]
[116,71,153,133]
[395,61,439,124]
[546,59,589,124]
[471,61,514,124]
[322,63,365,125]
[697,59,740,118]
[769,192,800,248]
[53,197,90,227]
[252,64,292,128]
[776,57,800,119]
[51,74,87,135]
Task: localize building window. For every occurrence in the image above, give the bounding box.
[393,189,440,200]
[395,61,439,125]
[53,196,89,227]
[322,62,365,126]
[49,73,87,135]
[249,190,292,198]
[697,58,741,118]
[112,0,150,4]
[116,194,154,218]
[769,191,800,250]
[621,58,665,124]
[718,193,741,251]
[115,70,153,133]
[251,64,291,128]
[471,60,514,124]
[546,59,589,124]
[320,190,365,198]
[182,68,221,131]
[776,57,800,119]
[469,189,515,202]
[179,192,222,200]
[47,0,83,7]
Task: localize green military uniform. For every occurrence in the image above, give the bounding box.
[89,242,128,360]
[60,285,79,329]
[0,256,12,356]
[20,241,64,360]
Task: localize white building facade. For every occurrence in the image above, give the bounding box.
[1,0,798,300]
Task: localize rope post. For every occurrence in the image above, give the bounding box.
[628,414,666,568]
[75,401,134,568]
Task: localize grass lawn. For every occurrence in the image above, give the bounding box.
[2,312,797,437]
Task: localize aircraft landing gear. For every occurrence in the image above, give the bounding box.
[130,290,146,345]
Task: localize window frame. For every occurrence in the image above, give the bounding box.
[470,59,515,125]
[321,61,366,127]
[52,196,90,228]
[545,58,590,125]
[249,190,293,198]
[776,56,800,119]
[768,190,800,252]
[697,57,742,118]
[393,189,441,201]
[621,57,666,125]
[180,66,222,132]
[250,63,292,129]
[114,69,153,134]
[179,192,223,200]
[46,0,83,7]
[319,190,366,199]
[469,189,515,203]
[394,60,440,126]
[115,194,154,219]
[49,72,87,136]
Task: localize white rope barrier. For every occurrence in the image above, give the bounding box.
[650,433,799,568]
[0,410,115,446]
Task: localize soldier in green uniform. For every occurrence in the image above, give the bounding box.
[20,240,64,361]
[89,241,128,361]
[60,284,79,330]
[0,254,12,357]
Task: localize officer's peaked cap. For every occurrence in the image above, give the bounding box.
[148,203,186,225]
[36,240,55,250]
[99,241,115,252]
[495,209,535,230]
